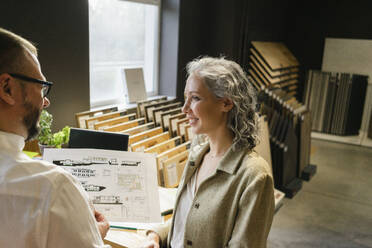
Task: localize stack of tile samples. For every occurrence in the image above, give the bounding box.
[248,41,299,97]
[258,88,315,198]
[304,70,368,136]
[247,41,315,197]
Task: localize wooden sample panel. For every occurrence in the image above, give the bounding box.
[144,136,182,155]
[137,96,167,117]
[153,102,182,127]
[156,141,191,186]
[94,113,137,130]
[103,118,145,132]
[255,115,272,175]
[250,48,298,77]
[161,107,183,131]
[130,132,170,152]
[248,70,266,90]
[250,56,298,84]
[184,124,193,141]
[122,122,156,136]
[145,99,178,123]
[168,113,186,137]
[162,150,189,188]
[85,110,127,130]
[252,41,299,71]
[75,106,118,129]
[128,127,163,145]
[176,118,189,139]
[124,106,138,116]
[250,62,270,86]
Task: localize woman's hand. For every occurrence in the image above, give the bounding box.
[141,231,161,248]
[94,210,110,239]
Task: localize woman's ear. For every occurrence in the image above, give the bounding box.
[0,73,16,105]
[221,97,234,112]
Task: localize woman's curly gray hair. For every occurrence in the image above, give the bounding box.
[186,56,259,151]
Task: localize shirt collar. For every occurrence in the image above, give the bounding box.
[0,130,25,152]
[189,141,250,175]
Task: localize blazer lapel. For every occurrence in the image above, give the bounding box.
[168,143,210,244]
[176,142,210,199]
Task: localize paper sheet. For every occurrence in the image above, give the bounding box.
[43,148,162,223]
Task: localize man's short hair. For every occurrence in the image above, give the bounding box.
[0,27,37,74]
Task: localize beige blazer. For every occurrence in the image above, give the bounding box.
[154,142,275,248]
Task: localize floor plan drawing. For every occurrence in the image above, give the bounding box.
[43,148,161,223]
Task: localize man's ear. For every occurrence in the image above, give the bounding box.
[221,97,234,112]
[0,73,17,105]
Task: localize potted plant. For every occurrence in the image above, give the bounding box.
[38,110,71,154]
[38,109,53,147]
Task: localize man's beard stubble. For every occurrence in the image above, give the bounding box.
[23,100,41,142]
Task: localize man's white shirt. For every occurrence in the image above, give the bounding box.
[0,131,110,248]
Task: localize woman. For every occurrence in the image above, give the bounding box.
[144,56,274,248]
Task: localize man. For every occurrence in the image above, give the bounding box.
[0,27,110,247]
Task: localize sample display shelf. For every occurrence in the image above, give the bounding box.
[311,81,372,148]
[248,41,317,198]
[311,38,372,149]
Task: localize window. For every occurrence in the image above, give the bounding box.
[89,0,160,108]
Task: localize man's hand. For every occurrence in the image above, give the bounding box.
[141,231,161,248]
[94,210,110,239]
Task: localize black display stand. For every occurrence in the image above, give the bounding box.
[282,178,303,199]
[301,164,317,181]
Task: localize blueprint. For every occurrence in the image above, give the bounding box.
[43,148,162,223]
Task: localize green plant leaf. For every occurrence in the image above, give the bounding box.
[38,110,53,145]
[37,110,70,148]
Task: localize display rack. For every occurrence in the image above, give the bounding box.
[317,38,372,148]
[248,41,317,198]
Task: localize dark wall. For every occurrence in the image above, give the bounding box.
[286,1,372,71]
[197,0,239,59]
[175,0,209,99]
[161,0,372,101]
[238,0,292,68]
[0,0,90,131]
[160,0,293,100]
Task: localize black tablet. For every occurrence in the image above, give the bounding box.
[68,128,129,151]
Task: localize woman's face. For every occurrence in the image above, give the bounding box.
[182,74,230,136]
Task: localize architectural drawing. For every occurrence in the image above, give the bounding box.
[121,160,141,166]
[81,182,106,192]
[71,168,96,178]
[53,157,107,166]
[93,195,122,204]
[108,158,118,165]
[43,148,161,223]
[117,174,143,191]
[103,169,111,176]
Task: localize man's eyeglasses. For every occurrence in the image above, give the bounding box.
[9,73,53,97]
